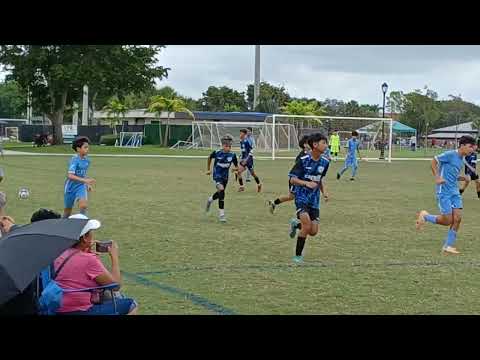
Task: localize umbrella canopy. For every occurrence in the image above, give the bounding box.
[0,218,88,306]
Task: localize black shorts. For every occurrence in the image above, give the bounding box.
[240,157,254,171]
[296,205,320,223]
[465,169,479,180]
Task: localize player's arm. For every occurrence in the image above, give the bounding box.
[289,161,317,189]
[206,151,215,175]
[431,157,445,184]
[67,173,95,185]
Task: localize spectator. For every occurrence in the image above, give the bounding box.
[54,214,138,315]
[0,208,62,316]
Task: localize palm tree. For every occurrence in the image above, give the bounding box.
[471,115,480,140]
[147,96,195,147]
[103,97,129,136]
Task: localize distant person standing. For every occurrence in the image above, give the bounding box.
[245,127,255,182]
[329,130,340,162]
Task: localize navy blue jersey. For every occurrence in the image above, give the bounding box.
[295,150,308,163]
[209,150,238,180]
[464,153,477,174]
[240,139,253,160]
[289,153,330,209]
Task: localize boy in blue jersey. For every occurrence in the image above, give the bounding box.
[416,135,476,255]
[63,136,95,218]
[459,145,480,198]
[268,135,310,214]
[245,127,255,182]
[337,131,363,181]
[237,128,262,192]
[205,135,238,222]
[288,132,330,263]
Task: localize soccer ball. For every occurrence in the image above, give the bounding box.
[18,187,30,199]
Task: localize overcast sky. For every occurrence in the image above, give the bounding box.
[156,45,480,106]
[2,45,480,106]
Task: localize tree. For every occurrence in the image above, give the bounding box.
[199,86,247,112]
[0,45,169,143]
[386,91,406,115]
[103,97,129,135]
[247,82,291,112]
[281,99,326,132]
[0,80,26,118]
[147,96,195,146]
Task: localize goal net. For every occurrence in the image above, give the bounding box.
[115,132,143,148]
[267,115,394,161]
[191,121,299,154]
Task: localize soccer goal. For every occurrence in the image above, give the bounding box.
[191,121,299,154]
[115,132,143,148]
[268,114,394,161]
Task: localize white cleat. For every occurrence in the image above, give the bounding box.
[415,210,429,230]
[442,246,460,255]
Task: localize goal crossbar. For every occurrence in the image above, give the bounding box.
[270,114,394,162]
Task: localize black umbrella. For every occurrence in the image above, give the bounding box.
[0,218,88,306]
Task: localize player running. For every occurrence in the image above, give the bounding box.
[205,134,238,222]
[459,145,480,199]
[63,136,95,218]
[416,135,476,255]
[237,128,262,192]
[287,132,330,264]
[337,131,362,181]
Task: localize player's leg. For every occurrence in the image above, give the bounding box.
[219,181,227,220]
[475,177,480,198]
[63,191,75,218]
[308,208,319,236]
[442,196,463,254]
[294,210,312,263]
[206,181,223,213]
[237,164,246,191]
[245,168,251,182]
[350,159,358,180]
[76,186,88,216]
[337,159,350,179]
[249,166,262,192]
[459,179,470,194]
[269,192,294,214]
[416,194,454,230]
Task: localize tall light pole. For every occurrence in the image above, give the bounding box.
[380,82,388,160]
[253,45,260,111]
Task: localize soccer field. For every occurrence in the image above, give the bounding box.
[4,154,480,314]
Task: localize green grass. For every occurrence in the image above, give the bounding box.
[4,155,480,314]
[5,142,444,158]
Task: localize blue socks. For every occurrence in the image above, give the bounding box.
[424,214,437,224]
[444,229,457,248]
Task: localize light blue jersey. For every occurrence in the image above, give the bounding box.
[435,150,463,196]
[64,155,90,193]
[347,138,359,159]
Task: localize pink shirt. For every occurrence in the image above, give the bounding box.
[54,248,108,313]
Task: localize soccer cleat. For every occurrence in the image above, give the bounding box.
[205,198,213,213]
[336,173,341,180]
[442,246,460,255]
[289,218,300,239]
[257,183,262,193]
[268,200,276,214]
[350,177,355,181]
[219,214,227,222]
[246,178,251,182]
[415,210,429,230]
[292,255,304,264]
[238,186,245,192]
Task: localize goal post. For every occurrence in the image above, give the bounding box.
[115,132,144,148]
[190,121,299,154]
[269,114,394,162]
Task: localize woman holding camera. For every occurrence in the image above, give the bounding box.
[54,214,138,315]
